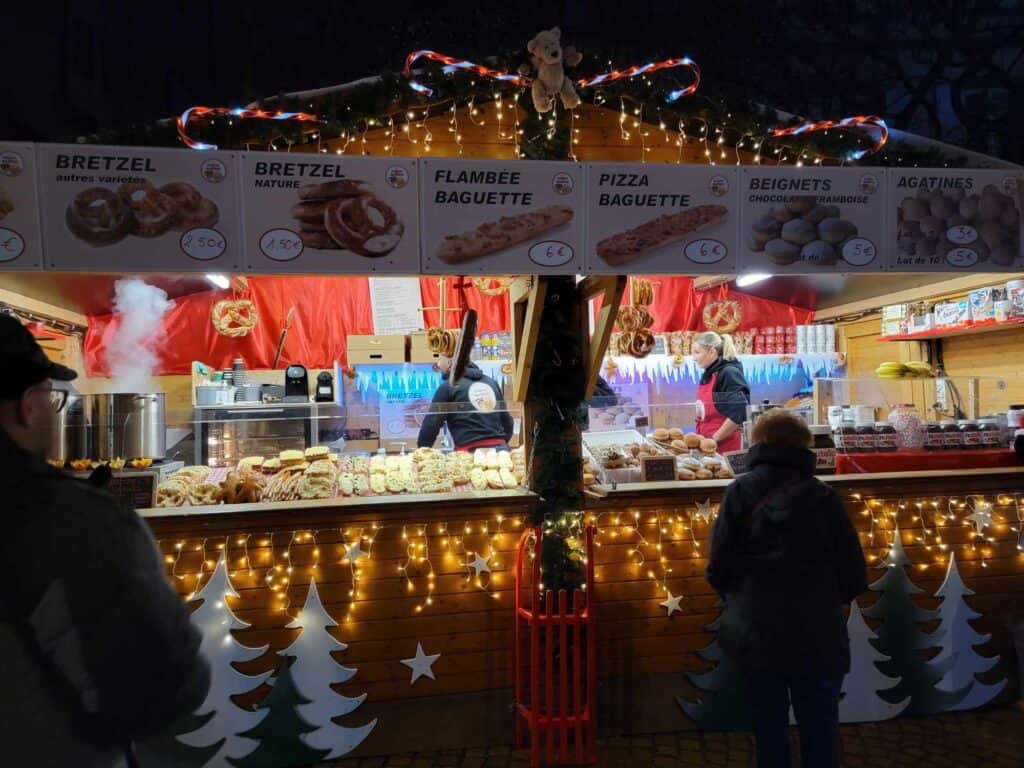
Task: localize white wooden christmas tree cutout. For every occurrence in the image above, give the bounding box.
[840,599,910,723]
[281,579,377,759]
[178,552,272,767]
[401,643,441,684]
[931,552,1006,710]
[660,590,683,617]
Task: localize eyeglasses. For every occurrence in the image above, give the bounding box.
[27,386,67,413]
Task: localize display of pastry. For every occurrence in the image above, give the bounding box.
[237,456,264,473]
[186,482,219,507]
[338,473,355,497]
[470,466,488,491]
[370,455,387,474]
[304,446,330,461]
[279,449,305,467]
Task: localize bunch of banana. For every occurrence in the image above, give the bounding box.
[875,361,934,379]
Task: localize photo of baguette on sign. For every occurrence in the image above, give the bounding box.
[436,205,574,264]
[290,179,404,257]
[596,204,729,266]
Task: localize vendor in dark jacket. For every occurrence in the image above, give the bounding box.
[0,313,210,767]
[692,331,750,452]
[417,357,514,451]
[706,408,867,768]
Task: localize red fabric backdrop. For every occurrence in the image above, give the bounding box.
[84,276,510,376]
[84,275,811,376]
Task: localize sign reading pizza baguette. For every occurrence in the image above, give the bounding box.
[0,142,43,271]
[419,158,584,274]
[888,169,1022,272]
[37,144,240,271]
[240,153,418,274]
[585,164,738,274]
[738,167,888,274]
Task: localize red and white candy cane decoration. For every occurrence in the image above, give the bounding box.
[771,115,889,161]
[177,106,321,151]
[403,50,527,97]
[403,50,700,103]
[576,57,701,102]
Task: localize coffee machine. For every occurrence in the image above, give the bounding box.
[284,364,309,402]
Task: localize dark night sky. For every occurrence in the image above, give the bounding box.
[5,1,1024,161]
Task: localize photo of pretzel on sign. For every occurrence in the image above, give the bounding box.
[596,204,728,266]
[702,299,742,333]
[436,205,574,263]
[290,179,404,257]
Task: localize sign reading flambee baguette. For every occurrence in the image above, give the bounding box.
[585,164,738,274]
[419,158,585,274]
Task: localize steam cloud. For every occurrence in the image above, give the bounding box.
[106,278,175,392]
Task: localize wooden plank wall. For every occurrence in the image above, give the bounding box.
[588,473,1024,692]
[941,325,1024,409]
[144,469,1024,752]
[313,103,761,165]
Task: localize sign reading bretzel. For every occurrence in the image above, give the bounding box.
[0,142,42,271]
[241,153,419,274]
[37,144,240,271]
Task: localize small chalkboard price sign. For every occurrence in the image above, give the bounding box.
[641,454,677,482]
[108,473,158,509]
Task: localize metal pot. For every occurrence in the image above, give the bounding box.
[92,393,166,460]
[46,393,92,462]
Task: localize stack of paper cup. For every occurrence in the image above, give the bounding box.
[823,324,836,353]
[796,325,808,354]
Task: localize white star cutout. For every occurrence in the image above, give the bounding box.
[468,552,491,577]
[401,642,441,684]
[660,590,683,616]
[964,502,994,535]
[343,540,368,563]
[693,498,714,524]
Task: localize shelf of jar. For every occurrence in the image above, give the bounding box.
[836,448,1017,475]
[877,317,1024,342]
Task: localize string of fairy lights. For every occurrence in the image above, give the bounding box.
[158,491,1023,623]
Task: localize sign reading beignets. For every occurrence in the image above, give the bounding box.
[240,153,419,274]
[419,159,584,274]
[738,167,888,273]
[0,142,43,270]
[585,164,738,274]
[37,144,240,271]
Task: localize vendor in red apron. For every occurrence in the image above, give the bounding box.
[417,356,513,452]
[692,331,750,453]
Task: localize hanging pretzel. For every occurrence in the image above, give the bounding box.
[472,276,515,296]
[702,300,742,333]
[211,297,259,338]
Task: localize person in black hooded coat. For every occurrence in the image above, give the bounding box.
[706,409,867,768]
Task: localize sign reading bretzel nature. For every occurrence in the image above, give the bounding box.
[585,164,739,274]
[37,144,241,271]
[241,153,420,274]
[419,158,585,274]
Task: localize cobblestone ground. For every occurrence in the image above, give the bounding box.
[320,706,1024,768]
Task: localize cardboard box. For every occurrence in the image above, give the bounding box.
[934,301,969,328]
[882,304,911,321]
[968,287,995,322]
[909,313,936,334]
[347,334,407,364]
[409,332,442,364]
[881,319,903,337]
